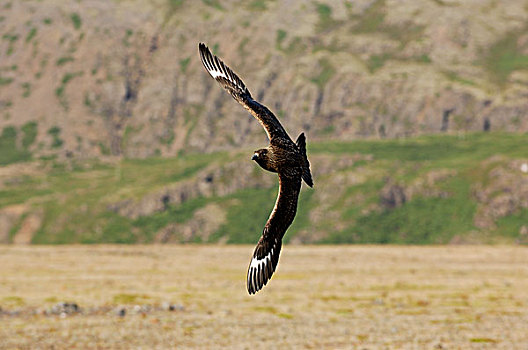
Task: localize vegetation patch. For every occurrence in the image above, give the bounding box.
[2,296,25,307]
[442,70,477,86]
[211,187,276,243]
[21,121,38,148]
[310,58,335,88]
[47,126,64,149]
[338,181,475,244]
[0,76,13,86]
[179,57,191,73]
[2,133,528,244]
[351,0,386,33]
[470,338,498,343]
[70,13,82,30]
[482,27,528,86]
[367,53,392,73]
[55,71,83,110]
[56,56,74,66]
[0,126,32,165]
[276,29,287,49]
[201,0,224,11]
[494,208,528,243]
[248,0,268,11]
[25,27,37,43]
[315,2,341,32]
[8,213,28,242]
[113,293,151,304]
[3,33,19,56]
[21,82,31,98]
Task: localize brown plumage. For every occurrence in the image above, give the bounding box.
[198,43,313,294]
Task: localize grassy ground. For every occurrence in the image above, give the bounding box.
[2,132,528,244]
[0,245,527,349]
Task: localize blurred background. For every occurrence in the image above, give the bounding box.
[1,0,528,245]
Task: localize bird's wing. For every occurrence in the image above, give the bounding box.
[198,43,288,141]
[247,170,302,294]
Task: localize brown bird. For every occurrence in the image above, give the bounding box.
[198,43,313,294]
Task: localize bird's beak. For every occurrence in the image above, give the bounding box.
[251,154,258,161]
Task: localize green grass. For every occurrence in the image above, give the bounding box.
[351,0,423,47]
[212,187,277,243]
[47,126,63,148]
[442,71,477,86]
[0,126,32,165]
[483,28,528,86]
[495,209,528,241]
[315,133,528,244]
[28,153,223,243]
[309,133,528,162]
[21,121,38,148]
[70,13,82,30]
[3,133,528,244]
[56,56,74,66]
[0,76,13,86]
[367,53,392,73]
[179,57,191,73]
[248,0,268,11]
[9,213,27,242]
[113,293,151,304]
[276,29,287,49]
[3,33,18,43]
[21,82,31,98]
[201,0,224,11]
[25,27,37,43]
[55,72,83,110]
[351,0,386,33]
[470,338,498,343]
[330,178,476,244]
[310,58,335,88]
[315,2,340,32]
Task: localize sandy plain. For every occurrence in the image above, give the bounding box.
[0,245,527,349]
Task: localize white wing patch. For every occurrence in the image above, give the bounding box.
[199,44,247,94]
[247,248,273,293]
[249,248,273,270]
[247,237,281,294]
[206,65,227,80]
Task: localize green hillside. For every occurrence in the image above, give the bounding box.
[1,132,527,244]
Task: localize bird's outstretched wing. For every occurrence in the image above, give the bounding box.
[247,170,302,294]
[198,43,288,141]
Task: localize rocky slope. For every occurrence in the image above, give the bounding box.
[1,0,527,161]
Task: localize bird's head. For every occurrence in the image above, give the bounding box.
[251,148,268,162]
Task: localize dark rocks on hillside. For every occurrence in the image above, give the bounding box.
[380,179,407,209]
[380,170,455,209]
[473,159,528,229]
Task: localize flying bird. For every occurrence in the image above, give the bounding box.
[198,43,313,294]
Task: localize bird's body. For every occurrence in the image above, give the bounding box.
[198,43,313,294]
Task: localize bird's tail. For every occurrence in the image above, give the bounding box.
[296,133,313,188]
